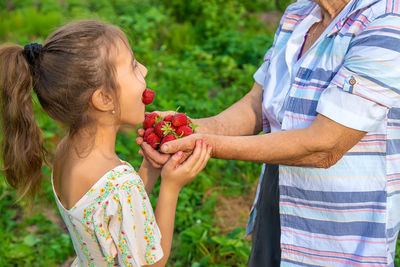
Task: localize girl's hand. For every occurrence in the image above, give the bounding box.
[160,139,211,191]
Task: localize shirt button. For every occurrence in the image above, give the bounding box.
[349,78,356,85]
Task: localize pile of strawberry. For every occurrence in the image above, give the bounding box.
[142,112,197,150]
[142,88,196,150]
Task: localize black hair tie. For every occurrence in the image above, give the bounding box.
[23,43,42,67]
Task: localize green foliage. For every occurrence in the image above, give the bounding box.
[2,0,398,266]
[0,179,74,266]
[0,0,279,265]
[276,0,296,12]
[176,226,251,266]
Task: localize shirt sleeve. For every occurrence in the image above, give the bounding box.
[317,15,400,131]
[316,85,387,132]
[253,48,274,87]
[94,174,163,266]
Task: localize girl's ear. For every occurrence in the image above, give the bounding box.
[91,88,115,112]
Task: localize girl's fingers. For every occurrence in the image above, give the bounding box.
[180,139,203,169]
[191,139,209,172]
[163,151,184,170]
[195,143,212,173]
[199,145,212,170]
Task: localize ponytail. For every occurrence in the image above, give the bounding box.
[0,44,45,201]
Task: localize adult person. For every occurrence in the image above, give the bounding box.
[138,0,400,265]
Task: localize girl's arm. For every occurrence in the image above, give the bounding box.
[138,158,160,195]
[145,139,211,267]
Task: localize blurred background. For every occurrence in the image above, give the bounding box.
[1,0,398,266]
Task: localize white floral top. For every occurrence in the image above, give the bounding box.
[51,162,163,267]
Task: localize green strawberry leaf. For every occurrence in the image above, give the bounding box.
[189,121,199,132]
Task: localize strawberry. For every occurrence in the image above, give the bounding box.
[143,128,154,142]
[176,125,194,137]
[146,133,160,149]
[154,121,173,138]
[142,88,155,105]
[160,134,177,146]
[143,112,160,129]
[172,113,188,127]
[164,115,173,122]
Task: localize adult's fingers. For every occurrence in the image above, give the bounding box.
[145,110,177,119]
[141,141,171,166]
[139,149,162,168]
[137,137,160,167]
[137,128,145,137]
[152,110,178,118]
[136,136,144,146]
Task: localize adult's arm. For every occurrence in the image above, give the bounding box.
[161,14,400,167]
[136,82,263,167]
[161,113,366,168]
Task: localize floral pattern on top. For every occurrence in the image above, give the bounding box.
[51,162,163,267]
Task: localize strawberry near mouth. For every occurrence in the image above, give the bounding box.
[142,88,155,105]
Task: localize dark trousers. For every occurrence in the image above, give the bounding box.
[248,164,281,267]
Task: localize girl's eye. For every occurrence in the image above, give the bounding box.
[132,61,145,84]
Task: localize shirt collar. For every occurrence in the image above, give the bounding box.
[326,0,380,36]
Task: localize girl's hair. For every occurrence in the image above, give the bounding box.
[0,20,130,200]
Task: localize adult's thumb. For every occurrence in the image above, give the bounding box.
[160,137,195,154]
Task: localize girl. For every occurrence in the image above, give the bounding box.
[0,20,212,266]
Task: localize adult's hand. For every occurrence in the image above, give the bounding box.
[159,134,204,154]
[136,130,171,168]
[137,133,206,168]
[137,110,195,168]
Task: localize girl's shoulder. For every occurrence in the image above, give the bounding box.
[100,161,143,191]
[80,161,140,198]
[54,160,140,213]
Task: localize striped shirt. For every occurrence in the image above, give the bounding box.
[248,0,400,265]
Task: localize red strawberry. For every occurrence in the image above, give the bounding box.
[143,113,159,129]
[154,121,173,138]
[142,89,155,105]
[176,125,194,137]
[143,128,154,142]
[146,133,160,149]
[172,113,188,127]
[164,115,173,122]
[160,134,177,146]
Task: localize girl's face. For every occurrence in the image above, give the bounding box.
[114,40,148,126]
